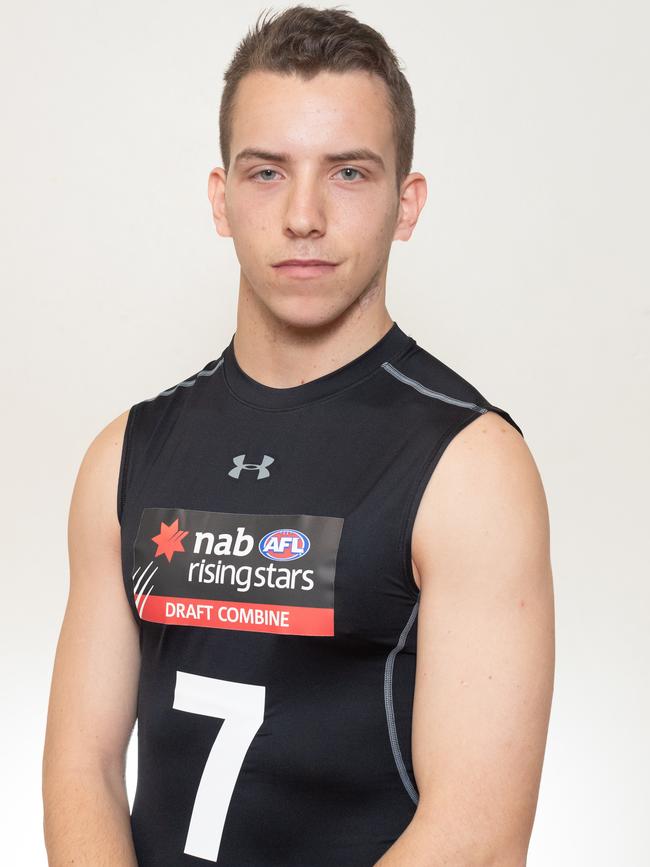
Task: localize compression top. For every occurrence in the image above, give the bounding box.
[117,320,523,866]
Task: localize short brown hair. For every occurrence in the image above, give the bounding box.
[219,5,416,193]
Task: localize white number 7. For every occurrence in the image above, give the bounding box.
[173,670,266,862]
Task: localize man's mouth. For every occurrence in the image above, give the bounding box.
[272,259,340,278]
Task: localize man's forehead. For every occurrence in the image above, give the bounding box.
[231,70,394,163]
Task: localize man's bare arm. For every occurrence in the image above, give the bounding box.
[375,411,555,866]
[42,409,141,866]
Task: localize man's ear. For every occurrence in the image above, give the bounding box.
[207,167,233,238]
[393,172,428,242]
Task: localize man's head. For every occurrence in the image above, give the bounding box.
[208,5,427,331]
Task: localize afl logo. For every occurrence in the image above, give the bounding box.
[259,529,310,561]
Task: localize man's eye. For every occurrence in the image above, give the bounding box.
[336,167,365,181]
[251,169,280,182]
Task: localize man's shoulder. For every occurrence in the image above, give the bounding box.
[126,355,223,424]
[396,337,529,588]
[411,408,538,587]
[382,338,524,437]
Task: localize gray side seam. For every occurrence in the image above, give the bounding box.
[381,360,485,805]
[384,599,420,806]
[142,357,223,402]
[381,361,487,413]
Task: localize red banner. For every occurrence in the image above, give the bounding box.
[139,593,334,636]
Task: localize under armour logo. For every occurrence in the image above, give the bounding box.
[228,453,275,480]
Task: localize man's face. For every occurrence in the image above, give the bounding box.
[212,69,406,328]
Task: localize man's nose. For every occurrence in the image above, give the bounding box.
[282,176,327,237]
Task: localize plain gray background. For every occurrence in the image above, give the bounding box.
[2,2,648,864]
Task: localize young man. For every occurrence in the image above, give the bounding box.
[43,7,554,866]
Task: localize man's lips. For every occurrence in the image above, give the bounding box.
[272,259,339,278]
[273,259,338,266]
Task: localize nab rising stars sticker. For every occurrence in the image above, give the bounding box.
[131,507,344,637]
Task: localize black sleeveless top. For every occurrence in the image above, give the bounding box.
[118,321,522,866]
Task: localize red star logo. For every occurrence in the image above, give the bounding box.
[151,518,189,563]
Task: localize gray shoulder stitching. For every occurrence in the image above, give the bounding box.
[141,357,223,403]
[384,599,420,806]
[381,361,487,413]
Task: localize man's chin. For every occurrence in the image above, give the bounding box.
[262,299,354,334]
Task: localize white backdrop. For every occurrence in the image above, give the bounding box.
[1,2,648,864]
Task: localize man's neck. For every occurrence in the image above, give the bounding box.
[231,294,394,389]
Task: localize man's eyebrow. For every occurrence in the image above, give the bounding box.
[233,147,385,170]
